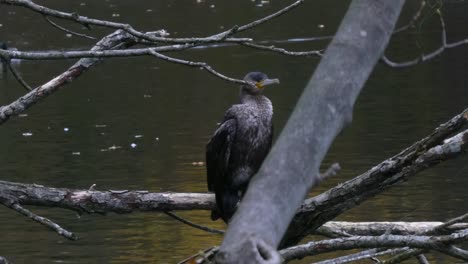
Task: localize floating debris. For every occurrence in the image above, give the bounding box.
[134,135,143,138]
[155,137,160,141]
[80,2,86,6]
[95,124,107,128]
[22,132,33,137]
[18,114,28,118]
[130,143,137,148]
[64,127,70,132]
[65,33,72,38]
[210,4,215,8]
[72,152,81,155]
[101,145,122,152]
[146,9,153,12]
[318,24,325,29]
[0,24,3,27]
[112,13,120,17]
[143,94,152,98]
[192,161,205,166]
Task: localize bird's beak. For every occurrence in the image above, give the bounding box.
[256,78,280,89]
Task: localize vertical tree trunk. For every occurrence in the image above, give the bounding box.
[216,1,406,263]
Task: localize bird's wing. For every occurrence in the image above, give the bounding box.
[206,118,237,192]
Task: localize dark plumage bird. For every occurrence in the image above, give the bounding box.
[206,72,279,223]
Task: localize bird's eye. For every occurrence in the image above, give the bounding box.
[255,82,263,88]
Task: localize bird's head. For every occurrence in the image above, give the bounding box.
[242,71,279,95]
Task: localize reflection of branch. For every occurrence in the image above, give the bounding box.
[383,9,468,67]
[44,16,96,40]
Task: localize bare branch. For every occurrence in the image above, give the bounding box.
[393,0,426,34]
[0,180,214,214]
[236,0,303,32]
[383,8,468,67]
[0,196,76,240]
[241,42,322,57]
[147,49,246,85]
[281,107,468,247]
[0,30,141,125]
[383,212,468,263]
[164,211,224,235]
[280,230,468,262]
[1,0,302,45]
[312,248,407,264]
[6,61,32,91]
[44,16,96,40]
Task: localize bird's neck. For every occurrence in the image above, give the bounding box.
[240,91,269,106]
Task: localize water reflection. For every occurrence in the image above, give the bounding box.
[0,1,467,263]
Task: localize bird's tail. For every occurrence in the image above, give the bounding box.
[210,209,221,221]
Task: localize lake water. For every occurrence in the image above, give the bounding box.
[0,1,467,263]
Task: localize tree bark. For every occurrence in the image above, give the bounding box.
[281,111,468,247]
[0,181,214,213]
[216,1,406,263]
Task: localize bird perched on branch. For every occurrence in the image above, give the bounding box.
[206,71,279,223]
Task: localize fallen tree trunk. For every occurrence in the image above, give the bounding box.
[0,181,214,213]
[281,108,468,247]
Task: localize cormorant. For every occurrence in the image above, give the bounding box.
[206,71,279,223]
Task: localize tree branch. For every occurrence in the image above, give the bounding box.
[43,15,96,40]
[0,29,145,125]
[281,107,468,247]
[383,8,468,67]
[0,195,76,240]
[279,229,468,262]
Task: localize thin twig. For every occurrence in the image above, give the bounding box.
[7,61,32,91]
[1,0,302,45]
[164,211,224,235]
[318,162,341,181]
[383,8,468,68]
[236,0,303,32]
[241,42,322,57]
[0,197,76,240]
[44,16,96,40]
[393,0,426,34]
[148,49,246,84]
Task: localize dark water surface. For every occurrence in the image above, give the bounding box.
[1,1,467,263]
